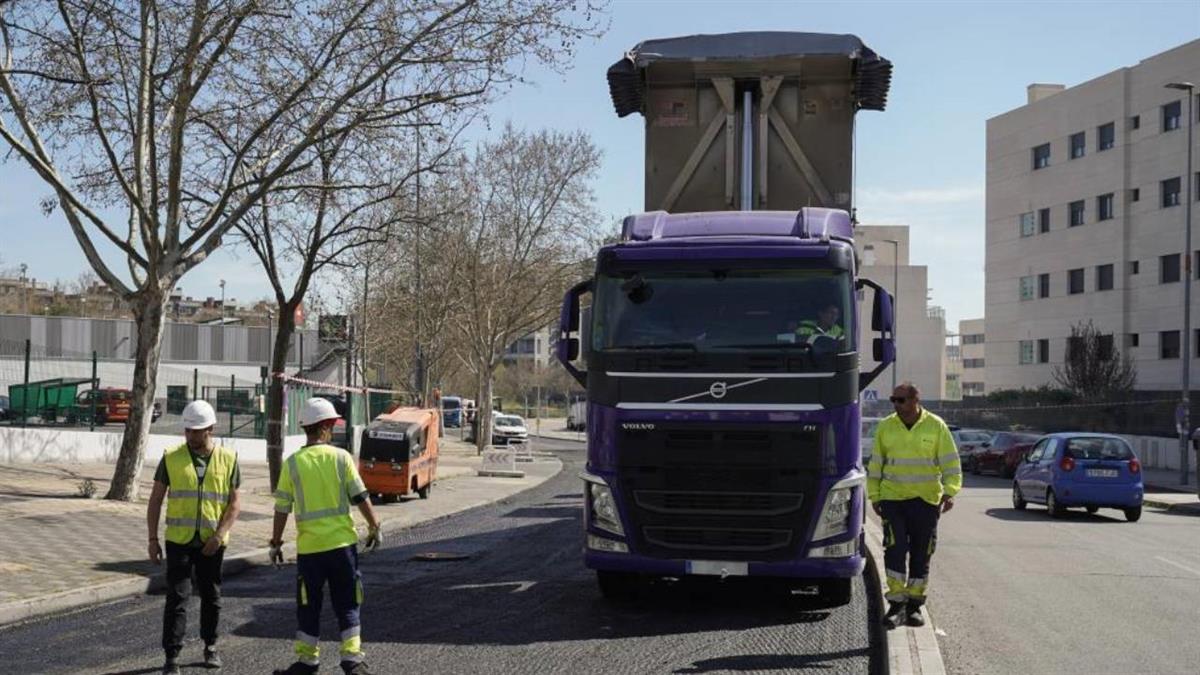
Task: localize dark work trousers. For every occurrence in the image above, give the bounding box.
[295,545,364,663]
[162,541,226,656]
[879,498,940,607]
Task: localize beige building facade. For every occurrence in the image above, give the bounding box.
[856,225,947,400]
[959,318,986,396]
[985,40,1200,392]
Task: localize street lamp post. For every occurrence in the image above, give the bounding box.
[883,238,901,391]
[219,279,226,320]
[1167,81,1195,487]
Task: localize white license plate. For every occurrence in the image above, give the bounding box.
[1086,469,1118,478]
[687,560,748,577]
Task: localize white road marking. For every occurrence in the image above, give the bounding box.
[1154,556,1200,577]
[448,581,537,593]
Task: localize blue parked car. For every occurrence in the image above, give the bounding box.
[1012,433,1144,522]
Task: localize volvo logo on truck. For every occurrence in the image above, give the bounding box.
[621,423,655,430]
[708,382,728,399]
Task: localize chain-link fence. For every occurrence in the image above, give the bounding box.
[1,337,267,437]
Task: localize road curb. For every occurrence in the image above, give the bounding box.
[0,457,564,629]
[863,518,947,675]
[1144,497,1200,514]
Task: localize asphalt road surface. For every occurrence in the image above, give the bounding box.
[930,473,1200,675]
[0,437,881,675]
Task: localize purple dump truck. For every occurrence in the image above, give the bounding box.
[556,32,896,606]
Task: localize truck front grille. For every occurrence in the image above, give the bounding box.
[634,490,803,516]
[643,526,792,553]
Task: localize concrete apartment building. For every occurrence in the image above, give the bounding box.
[985,39,1200,392]
[959,318,986,396]
[856,225,947,400]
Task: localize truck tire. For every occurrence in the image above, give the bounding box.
[596,571,638,601]
[815,578,853,607]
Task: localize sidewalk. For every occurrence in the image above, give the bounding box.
[0,437,561,626]
[1141,466,1200,514]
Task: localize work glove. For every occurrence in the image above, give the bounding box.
[364,525,383,552]
[268,541,285,567]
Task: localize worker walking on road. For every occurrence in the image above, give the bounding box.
[147,400,242,674]
[867,383,961,629]
[270,398,382,675]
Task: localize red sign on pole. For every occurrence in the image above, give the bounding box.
[293,303,305,327]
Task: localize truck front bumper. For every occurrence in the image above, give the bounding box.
[584,543,865,579]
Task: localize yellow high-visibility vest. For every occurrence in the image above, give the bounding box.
[867,409,962,506]
[164,444,235,545]
[274,444,368,555]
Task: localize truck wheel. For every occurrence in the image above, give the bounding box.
[596,571,638,601]
[815,578,853,607]
[417,481,431,500]
[1124,506,1141,522]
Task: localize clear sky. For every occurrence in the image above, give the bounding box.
[1,0,1198,329]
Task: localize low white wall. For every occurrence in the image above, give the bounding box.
[1122,434,1194,471]
[0,427,308,465]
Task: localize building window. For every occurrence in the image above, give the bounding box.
[1069,132,1085,159]
[1098,334,1113,362]
[1038,338,1050,364]
[1196,172,1200,201]
[1019,211,1036,237]
[1068,268,1085,294]
[963,333,985,345]
[1130,260,1140,275]
[1032,143,1050,170]
[1069,200,1085,226]
[1131,114,1140,130]
[1129,333,1139,348]
[1097,193,1114,221]
[1195,251,1200,280]
[1097,263,1114,291]
[1163,100,1182,132]
[1038,207,1050,233]
[1020,275,1036,300]
[1163,177,1181,207]
[1161,330,1181,359]
[1162,253,1181,283]
[1131,187,1140,202]
[964,358,985,369]
[1038,272,1050,298]
[1019,340,1034,364]
[1195,330,1200,358]
[1098,122,1115,151]
[1066,336,1083,361]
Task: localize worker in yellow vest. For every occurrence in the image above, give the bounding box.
[270,398,382,675]
[867,383,962,630]
[794,303,845,345]
[147,400,242,674]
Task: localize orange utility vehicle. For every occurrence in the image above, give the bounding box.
[358,406,439,502]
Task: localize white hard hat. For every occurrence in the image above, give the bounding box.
[182,400,217,430]
[299,397,341,427]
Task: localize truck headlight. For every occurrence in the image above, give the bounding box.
[590,483,624,535]
[582,475,624,536]
[812,473,864,541]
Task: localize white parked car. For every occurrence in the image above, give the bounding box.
[492,414,529,445]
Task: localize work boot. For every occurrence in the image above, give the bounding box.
[273,663,319,675]
[881,601,907,629]
[906,602,926,627]
[203,645,223,669]
[162,656,181,675]
[341,661,372,675]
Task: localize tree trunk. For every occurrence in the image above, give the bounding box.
[475,366,494,454]
[267,305,298,491]
[105,284,169,501]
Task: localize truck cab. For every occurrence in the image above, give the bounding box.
[556,32,896,605]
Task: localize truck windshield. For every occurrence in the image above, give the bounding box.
[592,268,852,352]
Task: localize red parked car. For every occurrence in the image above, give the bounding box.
[972,432,1042,478]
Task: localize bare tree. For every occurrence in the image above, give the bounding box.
[447,125,601,451]
[0,0,604,500]
[1053,320,1137,398]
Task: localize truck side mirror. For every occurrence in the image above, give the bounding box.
[872,287,894,333]
[873,337,895,362]
[556,278,592,386]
